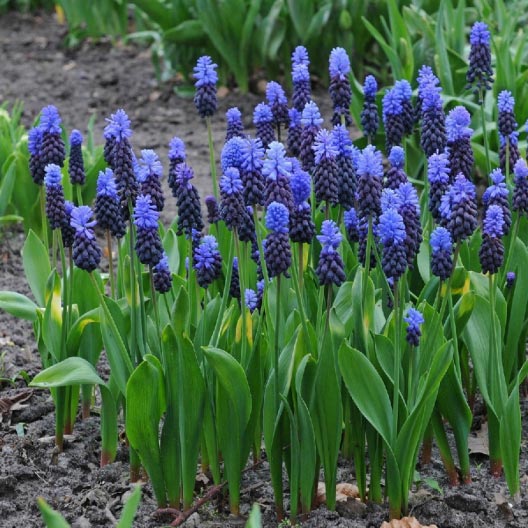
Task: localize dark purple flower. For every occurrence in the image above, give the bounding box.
[167,136,186,197]
[220,167,245,231]
[394,80,414,135]
[300,101,323,172]
[138,149,164,212]
[28,126,45,185]
[420,82,446,157]
[430,226,453,281]
[68,130,85,186]
[194,235,222,288]
[385,146,408,189]
[344,207,359,243]
[266,81,289,127]
[397,182,422,268]
[225,107,244,141]
[153,254,172,294]
[416,66,441,123]
[61,200,76,248]
[513,159,528,215]
[44,164,66,230]
[499,131,521,174]
[240,137,265,206]
[356,145,383,219]
[134,194,164,267]
[332,124,357,208]
[292,45,310,67]
[382,88,405,153]
[404,308,424,347]
[378,208,407,281]
[292,64,311,113]
[427,151,450,222]
[361,75,379,139]
[264,202,291,278]
[94,168,126,238]
[221,136,246,173]
[479,205,505,275]
[229,257,240,300]
[466,21,493,101]
[263,142,294,211]
[497,91,517,137]
[446,106,474,181]
[287,108,302,157]
[482,169,511,234]
[312,129,339,206]
[193,56,218,118]
[316,220,346,286]
[205,195,220,224]
[175,163,204,237]
[328,47,352,126]
[289,165,315,244]
[39,105,65,168]
[71,206,101,272]
[253,103,275,150]
[506,271,516,288]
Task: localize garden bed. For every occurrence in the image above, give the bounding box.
[1,9,527,528]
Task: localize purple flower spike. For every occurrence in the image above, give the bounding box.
[71,205,101,272]
[221,136,246,172]
[316,220,345,286]
[264,202,291,277]
[404,308,424,346]
[379,208,408,281]
[292,45,310,66]
[266,201,289,233]
[105,109,132,143]
[364,75,377,100]
[467,21,493,100]
[290,167,311,206]
[193,56,218,118]
[40,105,62,134]
[68,132,85,188]
[263,142,292,181]
[254,102,275,149]
[194,235,222,288]
[513,159,528,215]
[329,47,351,79]
[329,48,352,126]
[225,107,244,140]
[193,55,218,87]
[266,81,289,125]
[313,129,339,164]
[446,106,472,142]
[430,226,453,281]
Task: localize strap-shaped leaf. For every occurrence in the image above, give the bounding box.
[22,230,50,307]
[0,291,38,321]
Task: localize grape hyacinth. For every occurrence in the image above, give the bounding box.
[385,146,408,190]
[287,108,302,157]
[292,45,310,67]
[482,169,511,234]
[289,164,315,244]
[479,204,505,275]
[416,66,441,123]
[427,151,450,223]
[205,195,220,225]
[28,126,45,185]
[498,91,517,137]
[245,288,259,313]
[39,105,66,168]
[240,137,265,206]
[430,226,454,281]
[138,149,164,212]
[237,206,257,245]
[382,88,405,153]
[221,136,246,172]
[292,64,311,113]
[253,103,275,150]
[378,207,407,282]
[264,202,291,278]
[225,107,244,141]
[68,130,85,186]
[466,21,493,101]
[167,137,186,197]
[332,124,357,209]
[506,272,516,289]
[312,129,339,206]
[513,159,528,215]
[446,106,474,181]
[300,101,323,172]
[94,168,126,239]
[361,75,379,139]
[229,257,240,300]
[316,220,346,286]
[420,82,446,157]
[398,182,423,267]
[174,163,204,236]
[500,131,520,175]
[404,308,424,347]
[220,167,245,231]
[344,207,359,243]
[356,145,383,219]
[263,142,294,211]
[328,47,352,126]
[134,194,164,267]
[61,200,76,248]
[193,56,218,118]
[44,164,66,230]
[194,235,222,288]
[266,81,289,129]
[153,254,172,294]
[394,80,414,135]
[71,206,101,272]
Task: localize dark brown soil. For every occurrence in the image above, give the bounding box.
[1,9,528,528]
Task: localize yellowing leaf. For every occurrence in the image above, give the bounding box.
[235,310,253,346]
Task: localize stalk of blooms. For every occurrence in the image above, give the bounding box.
[394,80,414,135]
[167,137,186,197]
[219,167,245,231]
[300,101,324,172]
[103,122,116,168]
[152,253,172,294]
[466,21,493,101]
[316,220,346,286]
[332,124,358,209]
[344,207,359,243]
[430,226,454,281]
[68,130,85,185]
[253,103,275,150]
[427,151,450,223]
[499,131,520,174]
[94,168,126,239]
[404,308,424,346]
[28,127,45,185]
[360,75,379,139]
[446,106,474,181]
[134,194,164,267]
[416,65,440,123]
[382,88,405,153]
[229,257,240,300]
[263,141,294,211]
[71,206,101,272]
[292,64,311,113]
[61,200,76,248]
[356,144,383,219]
[245,288,259,313]
[193,56,218,118]
[266,81,289,128]
[44,164,67,230]
[378,207,408,282]
[497,91,517,137]
[482,169,511,234]
[193,235,222,288]
[513,159,528,215]
[225,107,244,141]
[221,136,245,173]
[328,47,352,126]
[397,182,423,268]
[240,137,265,206]
[39,105,66,168]
[237,206,257,245]
[292,45,310,67]
[385,146,408,190]
[380,188,401,215]
[479,204,505,274]
[358,216,377,268]
[420,82,446,157]
[506,272,516,289]
[138,149,164,212]
[289,163,315,244]
[205,195,220,224]
[439,173,477,243]
[287,108,302,157]
[174,163,204,237]
[312,128,339,206]
[264,202,291,278]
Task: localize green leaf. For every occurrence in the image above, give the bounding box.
[37,498,70,528]
[287,0,313,38]
[0,161,16,216]
[31,357,105,387]
[245,503,261,528]
[0,291,38,321]
[22,230,50,307]
[500,388,521,496]
[42,271,63,362]
[163,20,205,44]
[116,485,142,528]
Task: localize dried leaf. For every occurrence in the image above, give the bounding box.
[0,390,32,414]
[380,517,438,528]
[316,481,360,505]
[468,422,489,456]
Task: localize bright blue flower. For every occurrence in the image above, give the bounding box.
[317,219,342,249]
[266,201,289,233]
[394,80,412,101]
[288,108,302,128]
[363,75,377,99]
[134,194,159,230]
[329,47,350,78]
[263,142,292,181]
[482,169,508,203]
[514,158,528,182]
[397,182,420,212]
[498,90,514,113]
[357,145,383,179]
[96,168,118,199]
[301,101,323,127]
[253,103,273,124]
[28,127,43,156]
[421,82,443,111]
[507,271,516,288]
[193,56,218,87]
[483,204,505,237]
[194,236,220,268]
[154,254,170,273]
[245,288,258,312]
[381,188,401,212]
[266,81,288,105]
[382,89,403,120]
[292,63,309,82]
[104,109,132,142]
[221,136,246,171]
[499,131,519,147]
[417,66,440,94]
[344,207,358,231]
[71,205,97,236]
[44,163,62,187]
[430,226,452,253]
[389,146,405,168]
[470,21,490,46]
[404,307,424,346]
[313,129,339,164]
[427,151,450,184]
[331,124,353,157]
[290,166,311,205]
[175,163,194,188]
[138,149,162,183]
[241,137,265,172]
[219,167,244,195]
[70,129,83,147]
[378,209,406,245]
[168,137,186,161]
[40,105,62,134]
[446,106,473,142]
[226,107,242,125]
[292,45,310,66]
[439,173,476,220]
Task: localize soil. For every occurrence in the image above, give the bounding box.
[1,9,528,528]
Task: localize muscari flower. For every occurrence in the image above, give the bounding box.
[427,151,450,222]
[499,130,520,174]
[479,204,505,275]
[253,102,275,150]
[220,167,245,231]
[138,149,164,212]
[44,164,66,230]
[316,220,346,286]
[482,168,511,234]
[394,80,414,135]
[240,137,265,206]
[430,226,454,281]
[404,308,424,347]
[289,163,315,244]
[385,146,408,190]
[513,158,528,215]
[312,128,339,206]
[466,21,493,101]
[292,45,310,67]
[194,235,222,288]
[398,182,423,267]
[134,194,164,267]
[174,163,204,237]
[420,82,446,157]
[287,108,302,157]
[292,64,311,113]
[382,88,405,153]
[332,124,357,209]
[193,56,218,118]
[68,130,85,186]
[446,106,474,181]
[153,253,172,294]
[263,141,294,211]
[356,145,383,219]
[344,207,359,243]
[167,136,186,197]
[506,271,516,288]
[328,47,352,126]
[266,81,289,127]
[245,288,259,313]
[264,201,291,278]
[378,207,407,282]
[205,195,220,224]
[221,136,246,172]
[39,105,65,168]
[94,168,126,238]
[498,90,517,137]
[61,200,76,248]
[28,126,45,185]
[229,257,240,300]
[71,205,101,272]
[416,66,441,123]
[300,100,323,172]
[361,75,379,139]
[225,107,244,141]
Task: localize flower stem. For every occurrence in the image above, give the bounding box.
[392,280,401,440]
[274,275,282,414]
[480,92,491,178]
[76,184,83,206]
[40,186,49,251]
[106,229,116,299]
[206,117,218,199]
